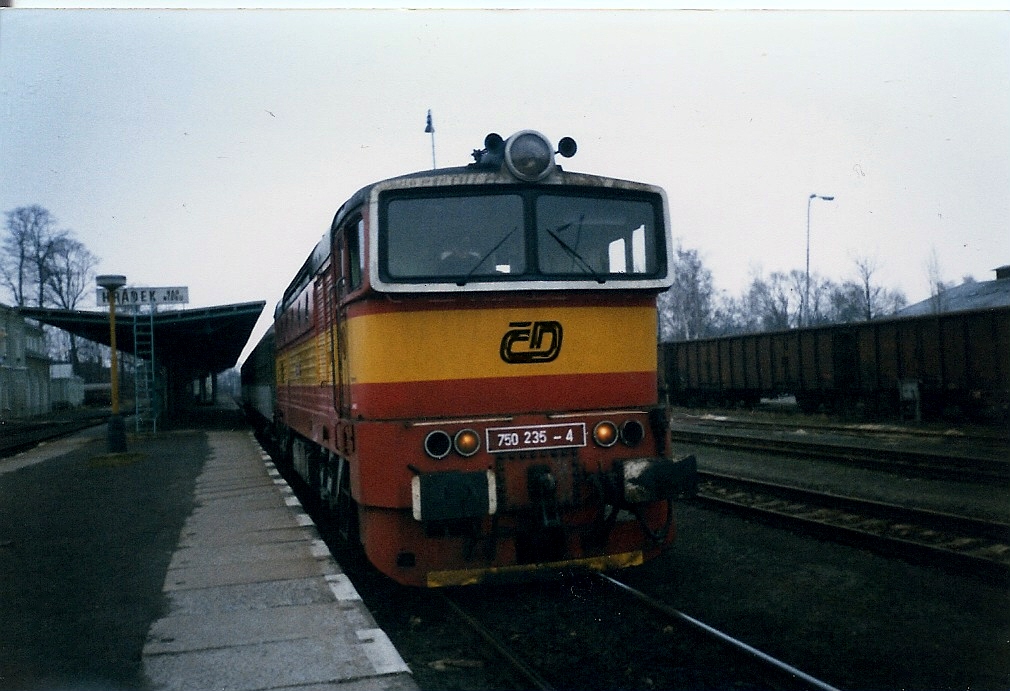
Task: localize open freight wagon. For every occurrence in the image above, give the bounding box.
[662,305,1010,421]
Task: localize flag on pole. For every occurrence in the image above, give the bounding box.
[425,109,434,133]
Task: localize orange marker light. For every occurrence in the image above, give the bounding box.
[593,421,618,447]
[454,429,481,457]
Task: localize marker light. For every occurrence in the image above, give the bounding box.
[557,136,578,158]
[504,130,555,181]
[424,430,452,459]
[593,421,619,448]
[454,429,481,457]
[620,420,645,447]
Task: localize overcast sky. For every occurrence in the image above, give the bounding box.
[2,5,1007,358]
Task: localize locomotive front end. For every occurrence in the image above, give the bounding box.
[339,130,697,586]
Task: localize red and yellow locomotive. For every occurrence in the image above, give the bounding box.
[243,130,696,586]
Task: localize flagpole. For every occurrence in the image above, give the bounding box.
[425,109,436,169]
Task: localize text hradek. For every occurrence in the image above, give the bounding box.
[97,286,189,306]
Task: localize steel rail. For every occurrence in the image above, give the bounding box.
[439,592,557,691]
[667,427,1009,482]
[670,413,1009,446]
[697,470,1010,583]
[595,573,843,691]
[699,470,1010,541]
[1,415,108,458]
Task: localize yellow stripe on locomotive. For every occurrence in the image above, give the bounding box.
[346,304,657,384]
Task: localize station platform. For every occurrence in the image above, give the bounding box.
[0,407,418,691]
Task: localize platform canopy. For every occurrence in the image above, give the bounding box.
[18,301,266,380]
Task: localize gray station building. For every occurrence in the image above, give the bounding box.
[0,304,52,418]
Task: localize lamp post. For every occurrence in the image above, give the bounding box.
[804,194,834,326]
[97,274,127,453]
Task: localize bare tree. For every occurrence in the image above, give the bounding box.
[2,206,104,372]
[706,289,745,336]
[879,288,908,317]
[658,246,716,341]
[1,205,68,307]
[662,251,912,338]
[789,269,837,326]
[852,255,882,320]
[47,235,99,311]
[1,207,45,305]
[925,247,948,314]
[828,257,907,322]
[806,273,840,325]
[829,281,867,323]
[743,269,801,331]
[46,235,100,367]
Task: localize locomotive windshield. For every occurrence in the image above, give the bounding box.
[379,187,667,286]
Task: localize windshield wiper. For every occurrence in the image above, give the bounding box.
[457,226,518,286]
[543,219,605,283]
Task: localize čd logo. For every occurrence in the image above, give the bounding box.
[500,321,563,364]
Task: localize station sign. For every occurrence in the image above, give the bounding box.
[97,286,189,307]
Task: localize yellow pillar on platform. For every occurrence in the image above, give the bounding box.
[97,274,127,453]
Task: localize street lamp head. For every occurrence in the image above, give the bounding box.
[96,274,127,290]
[810,193,834,201]
[821,195,835,201]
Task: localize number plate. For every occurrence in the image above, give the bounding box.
[486,423,587,453]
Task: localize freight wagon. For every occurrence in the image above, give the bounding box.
[662,306,1010,421]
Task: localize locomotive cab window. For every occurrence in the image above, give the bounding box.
[536,195,658,278]
[337,215,365,293]
[383,193,525,280]
[347,218,365,290]
[378,187,666,286]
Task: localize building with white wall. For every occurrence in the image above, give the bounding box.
[0,304,52,419]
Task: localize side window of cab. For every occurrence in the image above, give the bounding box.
[338,215,364,293]
[347,217,364,290]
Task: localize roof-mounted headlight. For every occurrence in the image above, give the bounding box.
[504,130,555,181]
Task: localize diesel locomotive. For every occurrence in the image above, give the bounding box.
[242,130,697,586]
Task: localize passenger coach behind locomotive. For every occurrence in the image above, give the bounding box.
[242,130,697,587]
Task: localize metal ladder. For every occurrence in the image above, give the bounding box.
[133,307,158,434]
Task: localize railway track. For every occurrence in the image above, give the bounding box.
[439,592,557,691]
[593,574,841,691]
[441,577,841,691]
[267,428,843,690]
[0,412,108,458]
[668,426,1010,483]
[696,470,1010,583]
[267,423,1000,690]
[671,411,1010,447]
